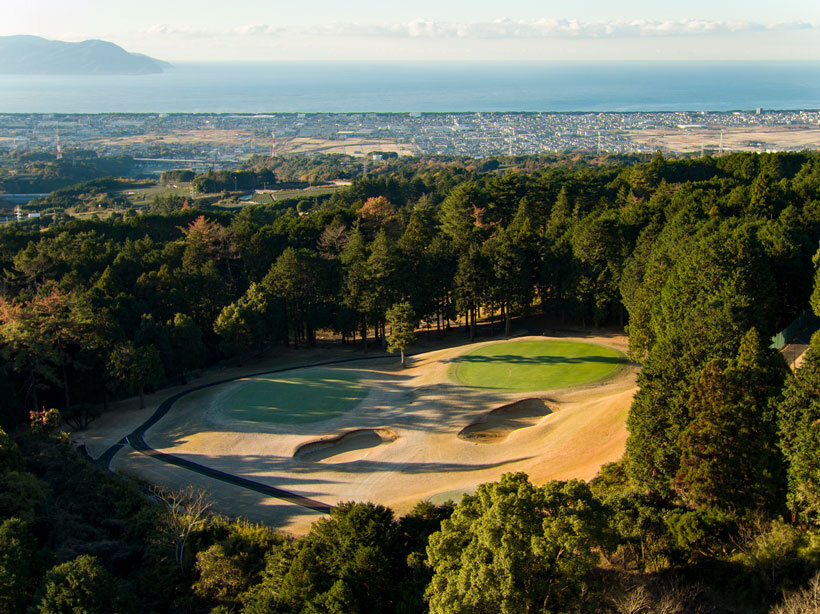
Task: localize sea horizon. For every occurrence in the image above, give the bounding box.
[1,60,819,114]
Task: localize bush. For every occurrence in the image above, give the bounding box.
[34,555,124,614]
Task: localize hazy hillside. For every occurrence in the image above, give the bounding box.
[0,35,171,75]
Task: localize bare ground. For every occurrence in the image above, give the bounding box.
[626,126,820,153]
[82,333,637,536]
[294,428,399,462]
[458,398,552,444]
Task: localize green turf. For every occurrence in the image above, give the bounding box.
[450,339,626,391]
[219,368,368,424]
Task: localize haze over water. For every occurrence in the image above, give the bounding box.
[1,61,819,113]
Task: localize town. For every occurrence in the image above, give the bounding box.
[1,109,819,163]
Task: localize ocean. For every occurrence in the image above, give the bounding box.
[0,61,819,113]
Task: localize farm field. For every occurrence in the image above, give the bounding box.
[87,333,637,535]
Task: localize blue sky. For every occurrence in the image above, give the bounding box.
[3,0,819,61]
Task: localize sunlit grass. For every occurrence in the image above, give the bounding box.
[450,339,626,391]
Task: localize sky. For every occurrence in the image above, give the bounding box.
[2,0,819,61]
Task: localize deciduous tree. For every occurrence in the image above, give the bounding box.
[425,473,604,614]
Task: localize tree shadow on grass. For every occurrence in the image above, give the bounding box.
[447,354,626,366]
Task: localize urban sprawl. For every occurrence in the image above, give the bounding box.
[1,110,819,162]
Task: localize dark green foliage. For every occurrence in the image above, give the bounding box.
[193,520,284,608]
[0,151,819,613]
[34,554,123,614]
[0,469,47,521]
[1,150,817,426]
[386,301,417,366]
[0,428,21,472]
[626,224,783,498]
[778,335,820,525]
[159,169,196,184]
[107,342,164,408]
[0,153,134,194]
[812,243,820,317]
[674,329,787,514]
[425,473,606,614]
[192,168,276,194]
[242,502,407,613]
[0,517,38,613]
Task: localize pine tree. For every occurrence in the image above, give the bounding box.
[777,333,820,525]
[386,302,417,367]
[674,329,787,514]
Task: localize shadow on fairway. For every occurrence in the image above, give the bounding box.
[194,451,534,479]
[222,372,371,425]
[459,398,553,444]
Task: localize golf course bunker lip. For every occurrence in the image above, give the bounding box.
[293,428,399,463]
[458,398,553,444]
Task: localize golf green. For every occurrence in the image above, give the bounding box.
[219,368,368,424]
[450,339,626,391]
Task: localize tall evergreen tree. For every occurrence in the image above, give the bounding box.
[674,329,787,514]
[777,334,820,525]
[386,302,417,367]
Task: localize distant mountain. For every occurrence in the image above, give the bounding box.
[0,35,172,75]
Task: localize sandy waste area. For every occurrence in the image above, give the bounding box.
[84,333,637,535]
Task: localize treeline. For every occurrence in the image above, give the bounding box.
[191,168,277,194]
[25,177,138,212]
[240,151,650,186]
[0,152,818,426]
[0,151,819,611]
[0,151,134,194]
[241,153,365,183]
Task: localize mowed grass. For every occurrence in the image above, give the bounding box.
[219,368,368,424]
[450,339,626,391]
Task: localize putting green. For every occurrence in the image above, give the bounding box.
[219,368,368,424]
[450,339,626,391]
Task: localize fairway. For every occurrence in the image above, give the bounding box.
[98,333,639,535]
[219,369,368,424]
[450,339,625,391]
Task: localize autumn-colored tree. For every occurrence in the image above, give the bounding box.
[0,289,96,414]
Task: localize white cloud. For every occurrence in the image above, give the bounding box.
[142,18,814,41]
[315,18,814,39]
[145,24,210,37]
[232,24,285,36]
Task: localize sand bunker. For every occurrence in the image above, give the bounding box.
[458,398,553,443]
[294,428,399,462]
[95,333,638,535]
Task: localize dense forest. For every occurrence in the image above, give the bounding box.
[1,151,820,612]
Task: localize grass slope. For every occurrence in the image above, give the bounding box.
[219,368,367,424]
[450,339,626,391]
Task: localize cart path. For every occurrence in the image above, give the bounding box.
[92,352,410,514]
